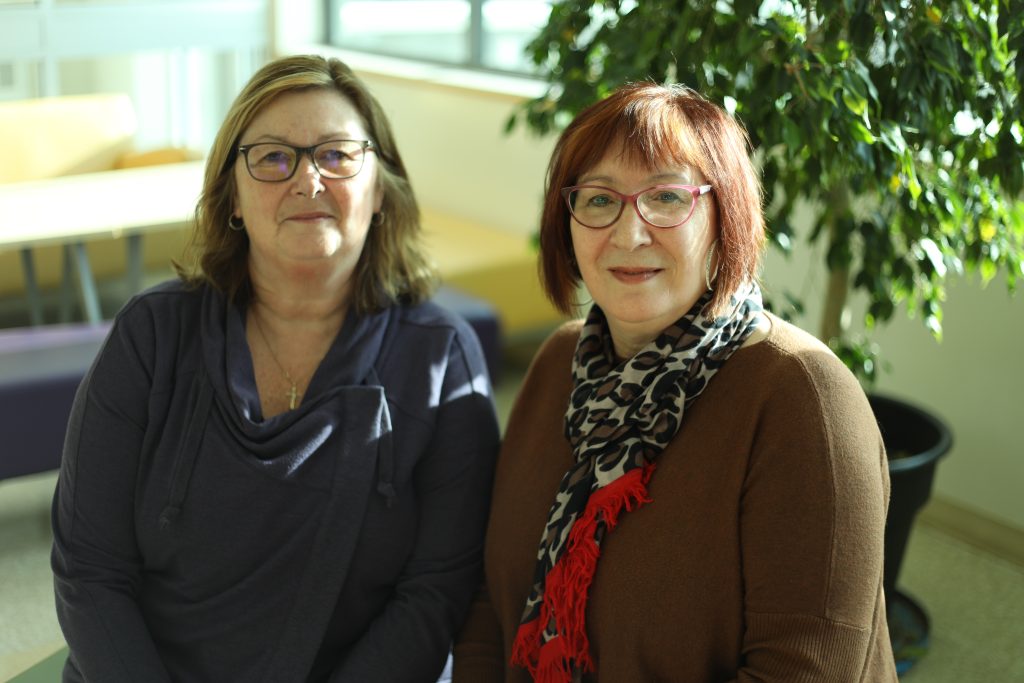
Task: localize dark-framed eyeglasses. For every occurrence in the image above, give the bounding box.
[237,139,375,182]
[562,184,713,229]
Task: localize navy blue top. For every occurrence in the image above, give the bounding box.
[52,280,500,682]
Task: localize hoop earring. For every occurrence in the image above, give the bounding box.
[371,211,386,226]
[704,239,720,290]
[228,215,245,232]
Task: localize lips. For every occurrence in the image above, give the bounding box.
[286,211,335,222]
[608,266,662,284]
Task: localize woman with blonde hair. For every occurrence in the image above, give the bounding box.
[52,54,499,682]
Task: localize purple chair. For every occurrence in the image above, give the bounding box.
[0,322,111,480]
[433,285,502,386]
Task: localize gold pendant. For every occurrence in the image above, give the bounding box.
[286,384,298,410]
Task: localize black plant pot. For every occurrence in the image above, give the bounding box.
[867,393,953,675]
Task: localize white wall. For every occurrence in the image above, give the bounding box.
[872,275,1024,528]
[359,73,554,234]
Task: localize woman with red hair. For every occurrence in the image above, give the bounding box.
[454,83,897,682]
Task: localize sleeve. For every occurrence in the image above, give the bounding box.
[329,324,501,682]
[452,323,579,682]
[451,581,506,680]
[50,309,173,681]
[731,356,890,682]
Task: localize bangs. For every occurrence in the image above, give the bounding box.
[566,90,706,184]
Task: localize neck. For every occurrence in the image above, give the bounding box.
[604,293,709,361]
[606,317,669,361]
[248,256,354,329]
[610,334,652,362]
[246,268,350,417]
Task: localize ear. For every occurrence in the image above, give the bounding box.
[373,178,384,214]
[229,162,242,218]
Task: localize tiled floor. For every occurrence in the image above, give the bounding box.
[0,472,64,681]
[896,523,1024,682]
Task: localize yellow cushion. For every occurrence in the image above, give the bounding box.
[0,94,136,183]
[421,207,566,335]
[114,146,202,169]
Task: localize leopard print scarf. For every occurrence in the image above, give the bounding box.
[511,282,764,682]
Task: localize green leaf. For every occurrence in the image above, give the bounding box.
[918,238,948,277]
[980,259,997,282]
[850,120,876,144]
[842,89,868,117]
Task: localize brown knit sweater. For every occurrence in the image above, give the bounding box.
[454,314,898,682]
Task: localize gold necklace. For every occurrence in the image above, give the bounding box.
[251,311,300,410]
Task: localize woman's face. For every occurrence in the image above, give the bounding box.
[569,145,717,354]
[233,88,382,283]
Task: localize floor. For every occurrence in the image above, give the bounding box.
[2,291,1023,681]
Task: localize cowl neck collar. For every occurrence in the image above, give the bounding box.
[200,285,392,434]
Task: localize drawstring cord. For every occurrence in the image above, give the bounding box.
[159,365,213,530]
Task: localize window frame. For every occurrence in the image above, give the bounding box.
[324,0,550,77]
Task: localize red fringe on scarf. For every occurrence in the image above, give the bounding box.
[511,461,656,682]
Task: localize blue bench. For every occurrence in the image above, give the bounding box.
[432,284,502,384]
[0,286,501,481]
[0,321,110,480]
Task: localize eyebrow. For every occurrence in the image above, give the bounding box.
[577,171,693,185]
[245,133,364,145]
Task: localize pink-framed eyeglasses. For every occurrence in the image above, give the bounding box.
[561,184,713,229]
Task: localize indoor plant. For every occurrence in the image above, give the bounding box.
[510,0,1022,673]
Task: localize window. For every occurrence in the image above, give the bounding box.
[326,0,553,74]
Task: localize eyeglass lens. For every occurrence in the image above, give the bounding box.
[244,140,368,181]
[568,186,697,228]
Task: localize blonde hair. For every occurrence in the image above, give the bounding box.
[176,54,435,312]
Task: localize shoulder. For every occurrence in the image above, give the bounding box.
[372,301,499,433]
[732,313,881,458]
[753,313,864,401]
[531,319,584,372]
[392,299,488,361]
[85,280,207,396]
[105,278,204,348]
[98,279,211,378]
[377,299,494,396]
[499,321,580,458]
[398,298,475,336]
[114,278,204,331]
[514,319,582,401]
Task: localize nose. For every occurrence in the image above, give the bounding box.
[608,202,652,251]
[292,153,324,198]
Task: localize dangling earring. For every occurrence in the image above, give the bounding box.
[228,215,245,231]
[704,239,720,290]
[371,211,386,226]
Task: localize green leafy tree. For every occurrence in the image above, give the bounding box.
[512,0,1023,381]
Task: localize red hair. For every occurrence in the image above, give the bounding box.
[539,83,764,316]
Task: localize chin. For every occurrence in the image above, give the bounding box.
[599,295,690,329]
[599,302,660,324]
[286,234,342,256]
